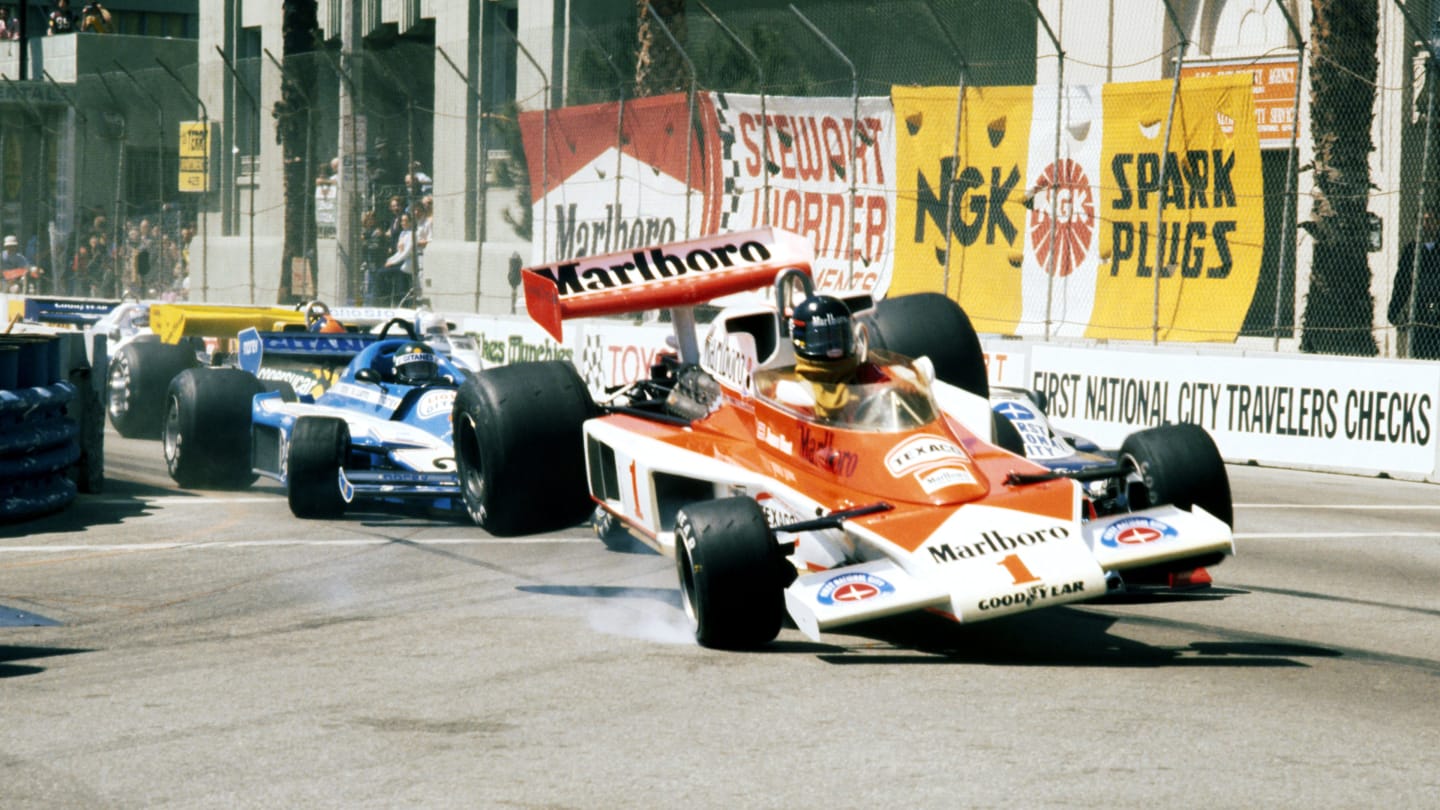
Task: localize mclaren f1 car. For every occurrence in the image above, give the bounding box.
[452,228,1235,648]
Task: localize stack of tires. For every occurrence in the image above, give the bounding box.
[0,332,104,523]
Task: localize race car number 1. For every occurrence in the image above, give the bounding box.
[998,554,1040,585]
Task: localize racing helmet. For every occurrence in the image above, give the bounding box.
[791,294,855,362]
[391,341,439,385]
[309,314,347,334]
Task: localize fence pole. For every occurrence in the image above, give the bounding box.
[89,71,130,299]
[1394,0,1437,358]
[699,1,770,226]
[791,5,858,289]
[920,1,969,301]
[645,5,698,241]
[114,62,170,249]
[313,44,362,303]
[1026,0,1065,339]
[2,73,60,295]
[1153,1,1189,345]
[263,48,316,296]
[498,16,550,262]
[155,58,209,301]
[1272,3,1306,351]
[43,69,87,291]
[215,47,260,304]
[437,45,489,312]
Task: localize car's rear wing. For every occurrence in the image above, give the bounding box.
[236,327,382,375]
[149,303,312,344]
[19,296,122,327]
[521,227,813,342]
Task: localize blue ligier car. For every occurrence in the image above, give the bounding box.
[161,317,473,521]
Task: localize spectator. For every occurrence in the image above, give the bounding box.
[384,195,404,251]
[362,210,396,306]
[78,1,111,32]
[1391,207,1440,359]
[0,8,20,40]
[69,244,90,296]
[2,234,32,292]
[415,195,433,264]
[409,161,433,195]
[47,0,76,34]
[383,213,418,306]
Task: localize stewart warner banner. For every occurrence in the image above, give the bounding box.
[519,75,1261,341]
[891,74,1263,342]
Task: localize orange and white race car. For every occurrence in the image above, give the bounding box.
[452,228,1234,648]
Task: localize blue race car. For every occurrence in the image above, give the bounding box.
[161,317,472,521]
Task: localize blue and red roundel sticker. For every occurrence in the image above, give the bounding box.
[1099,516,1178,548]
[817,572,895,605]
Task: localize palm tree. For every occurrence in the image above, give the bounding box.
[1301,0,1379,355]
[276,0,319,304]
[635,0,688,97]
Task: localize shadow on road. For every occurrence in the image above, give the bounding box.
[0,645,90,680]
[816,607,1342,668]
[0,479,176,539]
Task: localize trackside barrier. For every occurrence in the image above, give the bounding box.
[449,312,1440,483]
[0,330,105,524]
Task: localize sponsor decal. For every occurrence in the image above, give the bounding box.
[885,434,967,477]
[755,493,802,529]
[1098,516,1178,548]
[917,466,976,494]
[257,367,330,398]
[978,580,1086,611]
[261,333,373,354]
[757,421,793,454]
[928,525,1070,563]
[817,572,896,605]
[527,239,773,298]
[799,424,859,477]
[703,331,755,392]
[416,389,456,420]
[331,381,402,411]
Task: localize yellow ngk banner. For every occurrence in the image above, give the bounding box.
[892,74,1262,342]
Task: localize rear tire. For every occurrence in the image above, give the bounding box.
[452,361,596,535]
[287,416,349,519]
[107,336,198,439]
[867,293,988,398]
[163,367,261,489]
[675,497,785,649]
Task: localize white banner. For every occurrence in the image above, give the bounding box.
[1030,345,1440,476]
[714,93,897,297]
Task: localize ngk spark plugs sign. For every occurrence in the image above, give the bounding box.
[519,93,724,265]
[891,75,1262,342]
[713,93,897,297]
[1090,75,1262,342]
[1031,345,1440,476]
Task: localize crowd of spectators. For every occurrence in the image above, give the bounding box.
[3,205,195,300]
[0,1,112,38]
[344,159,434,307]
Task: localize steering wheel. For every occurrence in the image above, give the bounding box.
[378,317,420,340]
[301,300,331,330]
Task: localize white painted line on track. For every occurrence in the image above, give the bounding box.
[1236,504,1440,510]
[1235,531,1440,540]
[88,496,279,506]
[0,536,593,553]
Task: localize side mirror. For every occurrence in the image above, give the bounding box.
[355,368,382,384]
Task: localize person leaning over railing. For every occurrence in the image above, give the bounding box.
[1390,207,1440,360]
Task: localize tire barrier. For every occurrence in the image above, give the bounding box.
[0,330,105,523]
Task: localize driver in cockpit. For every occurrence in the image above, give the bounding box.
[789,294,886,420]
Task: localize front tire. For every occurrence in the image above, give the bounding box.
[675,497,786,649]
[1119,423,1232,581]
[287,416,349,519]
[452,361,596,535]
[163,368,261,489]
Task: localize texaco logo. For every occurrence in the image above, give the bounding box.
[1028,158,1095,277]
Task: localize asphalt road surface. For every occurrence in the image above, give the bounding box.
[3,428,1438,808]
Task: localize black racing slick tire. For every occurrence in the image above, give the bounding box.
[992,409,1027,456]
[867,293,989,398]
[163,367,262,489]
[452,361,596,535]
[675,497,786,649]
[107,336,199,439]
[1120,423,1233,527]
[287,416,349,519]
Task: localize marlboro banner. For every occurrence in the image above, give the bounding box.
[713,93,898,296]
[892,74,1263,342]
[519,93,724,265]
